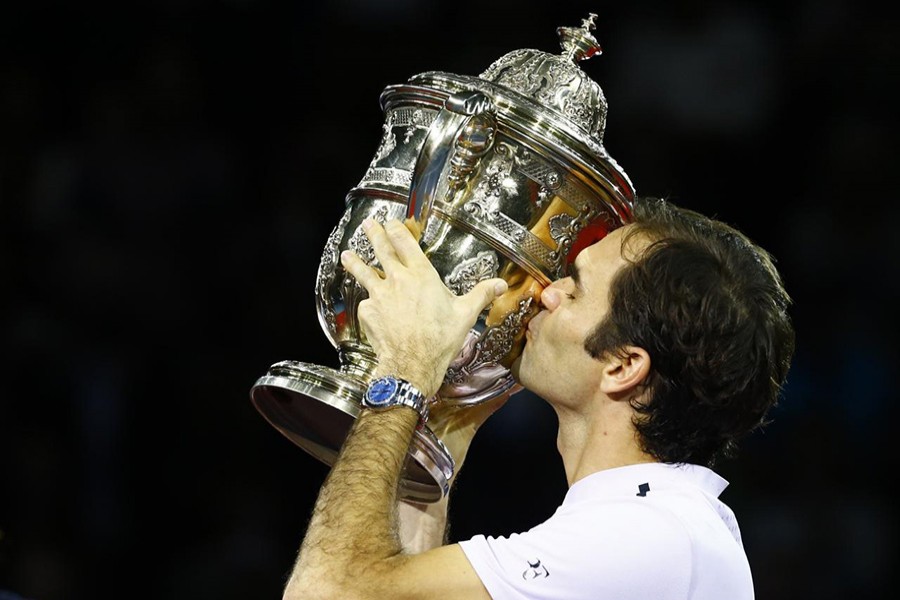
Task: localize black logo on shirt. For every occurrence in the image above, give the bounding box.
[636,482,650,497]
[522,558,550,580]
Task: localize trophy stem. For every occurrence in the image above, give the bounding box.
[338,344,378,381]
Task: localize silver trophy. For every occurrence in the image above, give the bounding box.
[250,14,635,502]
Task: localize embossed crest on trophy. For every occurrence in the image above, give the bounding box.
[250,15,635,502]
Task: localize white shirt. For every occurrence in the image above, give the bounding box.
[458,463,753,600]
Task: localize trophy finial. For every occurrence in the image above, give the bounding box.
[558,13,602,63]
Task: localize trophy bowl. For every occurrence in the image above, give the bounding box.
[250,14,635,502]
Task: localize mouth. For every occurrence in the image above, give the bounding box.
[527,311,545,336]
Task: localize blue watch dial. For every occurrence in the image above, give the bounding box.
[367,377,399,406]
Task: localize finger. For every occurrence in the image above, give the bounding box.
[462,278,509,318]
[384,219,430,268]
[355,298,377,344]
[341,250,383,292]
[402,217,423,242]
[361,218,402,273]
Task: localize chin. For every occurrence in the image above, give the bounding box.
[510,355,522,381]
[510,354,537,392]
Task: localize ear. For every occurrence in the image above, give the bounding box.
[599,346,651,397]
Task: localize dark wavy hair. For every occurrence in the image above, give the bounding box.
[585,198,795,467]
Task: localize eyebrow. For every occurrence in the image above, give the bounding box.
[570,261,585,293]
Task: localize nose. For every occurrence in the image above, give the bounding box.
[540,281,566,311]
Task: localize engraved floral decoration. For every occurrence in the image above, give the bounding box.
[464,142,518,221]
[444,251,499,296]
[403,109,428,144]
[477,14,608,143]
[373,112,397,163]
[316,208,352,333]
[548,212,575,248]
[443,297,535,390]
[549,206,600,279]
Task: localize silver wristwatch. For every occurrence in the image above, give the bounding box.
[362,375,429,421]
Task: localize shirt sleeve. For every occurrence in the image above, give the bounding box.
[458,501,693,600]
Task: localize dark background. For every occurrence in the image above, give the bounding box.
[1,0,897,598]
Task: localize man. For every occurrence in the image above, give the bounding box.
[282,197,795,599]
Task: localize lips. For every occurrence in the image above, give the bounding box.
[527,311,546,336]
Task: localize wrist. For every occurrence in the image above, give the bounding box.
[363,373,431,421]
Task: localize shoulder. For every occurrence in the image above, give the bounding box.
[459,499,694,600]
[555,497,695,567]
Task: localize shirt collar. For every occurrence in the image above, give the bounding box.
[562,462,729,506]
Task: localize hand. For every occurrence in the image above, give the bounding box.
[340,218,508,396]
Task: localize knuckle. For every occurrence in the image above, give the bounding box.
[385,223,406,241]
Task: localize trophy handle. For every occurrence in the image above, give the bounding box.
[407,90,496,223]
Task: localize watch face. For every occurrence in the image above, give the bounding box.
[366,377,399,407]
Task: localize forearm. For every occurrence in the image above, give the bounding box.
[285,407,418,599]
[398,496,449,553]
[396,395,511,554]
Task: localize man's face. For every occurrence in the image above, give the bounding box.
[514,225,635,405]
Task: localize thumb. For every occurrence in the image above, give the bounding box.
[463,278,508,316]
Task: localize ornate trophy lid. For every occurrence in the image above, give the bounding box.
[379,13,635,228]
[478,13,607,143]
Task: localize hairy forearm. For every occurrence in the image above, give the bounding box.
[285,407,418,598]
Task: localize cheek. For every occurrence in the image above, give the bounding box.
[561,313,601,360]
[554,311,585,342]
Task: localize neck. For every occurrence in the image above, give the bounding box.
[553,400,655,487]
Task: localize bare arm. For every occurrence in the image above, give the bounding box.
[399,497,449,553]
[283,219,506,600]
[285,406,419,598]
[397,391,509,553]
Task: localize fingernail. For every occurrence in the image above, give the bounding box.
[494,281,508,295]
[362,218,374,231]
[340,250,351,265]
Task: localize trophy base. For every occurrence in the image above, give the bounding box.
[250,360,454,503]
